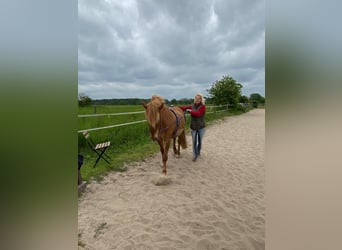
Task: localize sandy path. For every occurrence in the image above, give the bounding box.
[78,109,265,250]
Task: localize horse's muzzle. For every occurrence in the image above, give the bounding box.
[150,130,159,141]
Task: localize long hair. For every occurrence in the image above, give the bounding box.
[194,93,205,105]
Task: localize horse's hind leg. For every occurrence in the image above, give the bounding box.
[173,137,181,157]
[173,137,177,155]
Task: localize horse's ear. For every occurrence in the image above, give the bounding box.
[142,103,147,109]
[159,103,164,110]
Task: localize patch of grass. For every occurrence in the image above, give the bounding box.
[78,240,86,248]
[94,222,108,238]
[78,233,86,248]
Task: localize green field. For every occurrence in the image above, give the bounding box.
[78,104,247,182]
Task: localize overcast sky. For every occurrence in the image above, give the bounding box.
[78,0,265,100]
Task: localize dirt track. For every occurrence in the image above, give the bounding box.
[78,109,265,250]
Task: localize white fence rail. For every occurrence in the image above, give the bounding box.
[78,111,145,118]
[78,120,147,133]
[77,104,229,133]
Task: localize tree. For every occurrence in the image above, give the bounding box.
[170,99,177,105]
[78,93,92,106]
[207,75,242,108]
[239,95,249,104]
[249,93,265,108]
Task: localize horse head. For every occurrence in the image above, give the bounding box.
[143,95,165,140]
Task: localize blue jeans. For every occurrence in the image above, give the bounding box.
[191,128,205,159]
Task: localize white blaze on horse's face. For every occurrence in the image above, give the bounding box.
[151,126,159,141]
[151,111,160,140]
[148,116,160,140]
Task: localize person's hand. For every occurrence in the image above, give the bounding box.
[186,109,191,113]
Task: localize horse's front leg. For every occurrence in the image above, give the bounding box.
[162,140,171,175]
[157,140,164,156]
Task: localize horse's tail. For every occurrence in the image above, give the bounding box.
[178,130,187,149]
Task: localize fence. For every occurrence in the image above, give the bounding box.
[77,104,230,133]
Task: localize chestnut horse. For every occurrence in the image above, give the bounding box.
[143,95,187,175]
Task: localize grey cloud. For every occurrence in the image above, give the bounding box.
[78,0,265,99]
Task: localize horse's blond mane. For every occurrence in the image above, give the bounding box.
[145,95,165,129]
[151,95,165,106]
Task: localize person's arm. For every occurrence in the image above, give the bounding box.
[189,105,206,117]
[179,105,192,112]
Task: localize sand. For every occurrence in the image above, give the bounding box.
[78,109,265,250]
